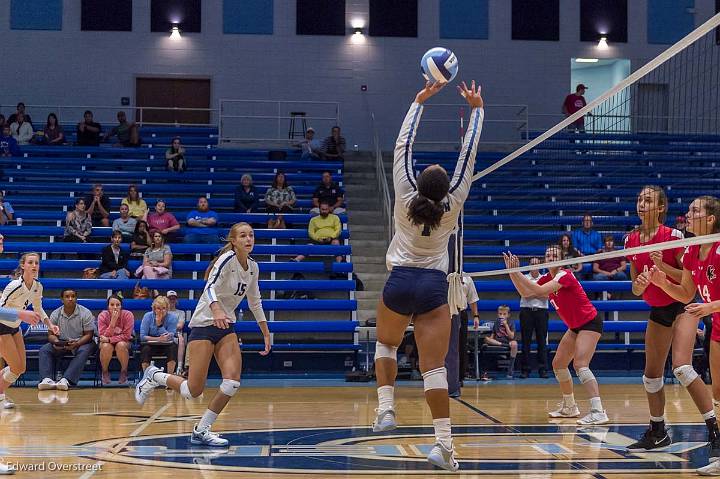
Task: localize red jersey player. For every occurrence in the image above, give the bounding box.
[504,246,607,425]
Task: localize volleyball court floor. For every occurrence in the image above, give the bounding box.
[0,378,715,478]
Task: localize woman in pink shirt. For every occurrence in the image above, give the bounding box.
[147,200,180,241]
[98,295,134,385]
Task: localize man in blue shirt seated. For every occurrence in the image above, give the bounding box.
[140,296,179,374]
[0,125,20,157]
[571,214,603,255]
[184,196,220,244]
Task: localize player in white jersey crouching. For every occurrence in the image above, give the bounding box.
[372,80,484,473]
[135,222,271,446]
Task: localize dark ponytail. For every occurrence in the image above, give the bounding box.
[407,166,450,231]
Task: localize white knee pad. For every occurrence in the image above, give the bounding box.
[554,368,571,383]
[180,380,194,400]
[673,364,699,387]
[1,367,17,384]
[642,375,664,393]
[422,367,448,392]
[576,367,595,385]
[374,342,398,361]
[219,379,241,397]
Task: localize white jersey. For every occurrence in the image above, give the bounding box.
[386,102,484,272]
[0,278,48,328]
[189,251,266,328]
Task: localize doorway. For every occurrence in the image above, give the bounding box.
[135,77,211,125]
[570,58,631,132]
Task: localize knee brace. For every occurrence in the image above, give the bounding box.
[1,367,17,385]
[180,380,194,400]
[576,367,596,385]
[643,375,664,393]
[554,368,571,383]
[422,367,448,392]
[673,364,699,387]
[219,379,241,397]
[374,342,398,361]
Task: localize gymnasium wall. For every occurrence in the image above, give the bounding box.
[0,0,716,149]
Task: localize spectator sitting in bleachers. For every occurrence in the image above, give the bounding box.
[0,114,6,130]
[165,137,185,172]
[265,171,296,229]
[85,183,111,228]
[131,220,151,256]
[99,231,130,280]
[167,290,188,376]
[42,113,64,145]
[298,127,323,161]
[76,110,102,147]
[559,233,583,274]
[293,201,343,264]
[147,200,180,242]
[7,102,32,126]
[37,289,96,391]
[322,126,346,161]
[310,170,345,215]
[484,305,518,379]
[140,295,178,373]
[138,231,172,279]
[592,234,627,281]
[112,204,137,241]
[97,295,134,385]
[63,198,92,243]
[571,214,603,255]
[185,197,219,244]
[235,174,259,213]
[105,111,140,147]
[0,192,14,226]
[0,125,19,157]
[122,184,148,220]
[10,112,33,145]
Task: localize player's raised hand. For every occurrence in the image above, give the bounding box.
[647,265,667,286]
[458,80,484,109]
[649,251,664,267]
[415,81,445,105]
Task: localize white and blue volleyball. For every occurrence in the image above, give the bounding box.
[420,47,458,84]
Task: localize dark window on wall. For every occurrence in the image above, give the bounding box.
[580,0,628,43]
[369,0,418,37]
[512,0,559,41]
[440,0,488,39]
[151,0,201,33]
[296,0,345,36]
[81,0,132,31]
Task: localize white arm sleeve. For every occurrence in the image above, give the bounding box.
[448,107,484,204]
[393,102,424,199]
[247,264,266,323]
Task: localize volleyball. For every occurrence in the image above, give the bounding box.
[420,47,458,84]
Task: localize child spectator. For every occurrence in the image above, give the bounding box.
[485,305,518,379]
[0,125,19,157]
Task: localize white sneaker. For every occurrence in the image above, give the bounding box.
[190,426,229,447]
[372,408,397,432]
[55,378,69,391]
[37,378,56,390]
[427,442,459,472]
[0,461,14,475]
[548,403,580,418]
[134,365,161,406]
[698,460,720,476]
[577,409,609,426]
[0,396,14,410]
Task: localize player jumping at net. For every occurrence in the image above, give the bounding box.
[645,196,720,474]
[503,247,608,425]
[371,80,484,472]
[135,222,271,446]
[625,186,720,457]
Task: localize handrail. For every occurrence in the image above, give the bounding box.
[371,112,393,246]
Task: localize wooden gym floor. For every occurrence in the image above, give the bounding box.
[0,381,715,478]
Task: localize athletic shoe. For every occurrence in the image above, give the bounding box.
[698,459,720,476]
[372,408,397,432]
[548,403,580,418]
[427,442,459,472]
[37,378,56,390]
[134,365,161,405]
[709,435,720,463]
[190,426,229,447]
[626,427,671,452]
[577,409,609,426]
[55,378,69,391]
[0,396,14,410]
[0,462,14,475]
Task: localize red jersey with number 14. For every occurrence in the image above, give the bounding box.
[625,225,684,307]
[682,243,720,342]
[537,269,597,329]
